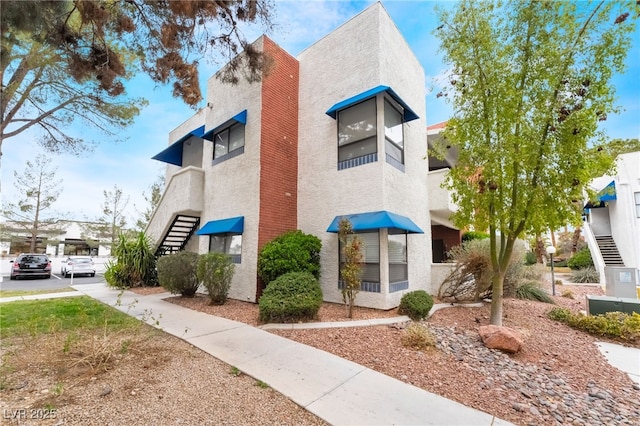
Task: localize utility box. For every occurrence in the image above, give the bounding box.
[605,267,638,299]
[586,295,640,316]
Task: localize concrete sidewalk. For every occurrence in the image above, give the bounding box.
[53,283,511,426]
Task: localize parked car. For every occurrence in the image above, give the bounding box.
[61,256,96,277]
[9,253,52,280]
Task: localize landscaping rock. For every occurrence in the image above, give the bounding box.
[478,325,523,353]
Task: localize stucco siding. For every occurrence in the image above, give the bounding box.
[297,3,429,309]
[609,152,640,268]
[198,39,265,302]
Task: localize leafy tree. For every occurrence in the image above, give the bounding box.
[338,218,363,319]
[1,154,64,252]
[1,0,274,157]
[135,174,164,231]
[434,0,636,325]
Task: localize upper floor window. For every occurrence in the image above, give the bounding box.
[337,98,377,166]
[384,100,404,168]
[209,233,242,264]
[635,192,640,218]
[213,123,245,164]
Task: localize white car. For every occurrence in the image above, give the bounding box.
[61,256,96,277]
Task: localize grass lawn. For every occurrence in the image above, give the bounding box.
[0,296,141,337]
[0,287,76,298]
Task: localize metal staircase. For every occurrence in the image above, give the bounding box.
[594,235,624,266]
[155,215,200,256]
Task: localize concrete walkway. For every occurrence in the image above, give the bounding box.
[34,283,508,426]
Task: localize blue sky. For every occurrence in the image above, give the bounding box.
[2,0,639,225]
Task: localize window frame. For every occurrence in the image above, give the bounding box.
[208,233,243,264]
[212,122,245,165]
[384,98,405,167]
[336,98,378,167]
[388,232,408,284]
[635,192,640,218]
[339,231,380,292]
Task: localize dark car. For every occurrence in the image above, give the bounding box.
[9,253,52,280]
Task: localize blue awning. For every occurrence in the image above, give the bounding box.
[203,110,248,141]
[152,125,205,166]
[327,211,423,234]
[196,216,244,235]
[325,86,419,122]
[597,180,616,202]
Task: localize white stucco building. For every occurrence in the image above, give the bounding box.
[147,3,448,309]
[583,151,640,286]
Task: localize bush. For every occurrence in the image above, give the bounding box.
[567,248,594,270]
[524,251,537,266]
[462,231,489,242]
[515,281,554,304]
[438,238,527,301]
[548,307,572,322]
[157,251,200,297]
[257,230,322,285]
[398,290,434,321]
[548,308,640,341]
[571,266,599,283]
[105,232,157,288]
[401,323,436,350]
[197,253,235,305]
[258,272,323,323]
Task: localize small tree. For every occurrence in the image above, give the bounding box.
[135,175,165,231]
[85,185,130,253]
[338,218,363,319]
[1,154,64,252]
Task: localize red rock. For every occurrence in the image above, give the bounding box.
[478,325,523,353]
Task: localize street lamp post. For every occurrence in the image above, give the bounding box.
[546,245,557,296]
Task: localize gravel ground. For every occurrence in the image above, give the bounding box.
[2,279,639,425]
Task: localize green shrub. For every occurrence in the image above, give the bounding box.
[462,231,489,242]
[548,308,640,341]
[257,231,322,285]
[401,323,436,350]
[548,307,572,322]
[258,272,323,323]
[157,251,200,297]
[398,290,434,321]
[567,248,594,270]
[105,232,158,288]
[197,253,235,305]
[515,281,554,304]
[524,251,537,266]
[571,266,599,283]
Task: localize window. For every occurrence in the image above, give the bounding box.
[213,123,245,163]
[384,100,404,167]
[340,231,380,292]
[388,233,407,283]
[337,98,377,165]
[636,192,640,218]
[209,234,242,263]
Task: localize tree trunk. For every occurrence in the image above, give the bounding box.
[489,272,505,325]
